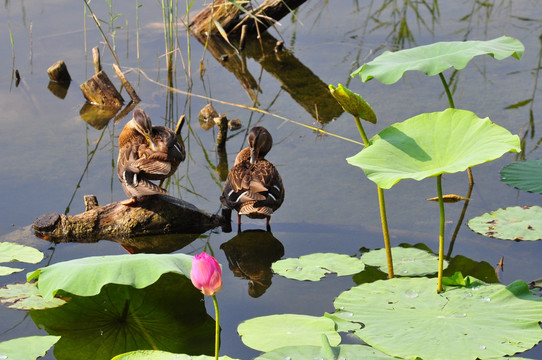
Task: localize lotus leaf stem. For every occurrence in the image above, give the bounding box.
[355,116,394,278]
[436,174,445,293]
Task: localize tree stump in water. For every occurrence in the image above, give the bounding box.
[33,195,224,245]
[79,70,124,107]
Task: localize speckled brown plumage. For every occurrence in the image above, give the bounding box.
[117,108,185,205]
[221,126,284,230]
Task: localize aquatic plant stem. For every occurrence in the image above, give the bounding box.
[439,72,474,184]
[438,72,455,109]
[212,294,220,360]
[355,116,394,278]
[436,174,445,293]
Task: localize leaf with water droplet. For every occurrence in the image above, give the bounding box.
[362,247,446,277]
[333,277,542,359]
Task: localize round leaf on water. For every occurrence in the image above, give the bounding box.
[271,253,364,281]
[0,335,60,360]
[238,314,341,352]
[0,265,23,276]
[255,344,395,360]
[468,206,542,241]
[112,351,238,360]
[361,247,447,276]
[352,35,524,84]
[0,282,66,310]
[0,242,44,264]
[334,277,542,359]
[27,253,193,300]
[346,108,521,189]
[501,159,542,193]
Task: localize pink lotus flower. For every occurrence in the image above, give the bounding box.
[191,252,223,296]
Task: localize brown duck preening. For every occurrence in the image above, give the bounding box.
[220,126,284,230]
[117,108,185,205]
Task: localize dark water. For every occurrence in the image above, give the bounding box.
[1,1,542,359]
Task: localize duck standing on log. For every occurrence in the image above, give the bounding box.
[221,126,284,231]
[117,108,185,205]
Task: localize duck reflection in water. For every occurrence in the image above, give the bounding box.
[220,126,284,232]
[220,229,284,297]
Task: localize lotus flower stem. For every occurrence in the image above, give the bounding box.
[355,116,394,278]
[212,294,220,360]
[436,174,445,293]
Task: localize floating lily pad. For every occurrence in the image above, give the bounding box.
[0,282,66,310]
[238,314,341,352]
[501,159,542,193]
[346,108,521,189]
[0,242,44,277]
[352,35,524,84]
[361,247,447,276]
[468,206,542,241]
[0,242,44,263]
[112,350,238,360]
[0,265,23,276]
[27,253,193,300]
[255,342,395,360]
[271,253,365,281]
[0,335,60,360]
[334,277,542,359]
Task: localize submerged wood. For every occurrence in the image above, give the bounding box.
[32,194,224,243]
[79,70,124,107]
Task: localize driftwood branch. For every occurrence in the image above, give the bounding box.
[190,0,307,37]
[33,195,224,252]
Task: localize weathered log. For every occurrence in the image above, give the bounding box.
[189,0,307,38]
[33,195,224,244]
[47,60,71,82]
[79,70,124,107]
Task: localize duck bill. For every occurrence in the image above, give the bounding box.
[144,134,158,151]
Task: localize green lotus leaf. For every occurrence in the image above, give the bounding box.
[112,350,238,360]
[501,159,542,193]
[346,108,521,189]
[238,314,341,352]
[0,265,23,276]
[255,343,395,360]
[271,253,365,281]
[27,253,193,300]
[30,273,215,360]
[361,247,447,276]
[352,35,524,84]
[334,277,542,359]
[0,335,60,360]
[0,242,44,264]
[0,282,66,310]
[467,206,542,241]
[328,84,377,123]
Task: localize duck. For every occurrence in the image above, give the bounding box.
[220,126,284,230]
[117,108,185,205]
